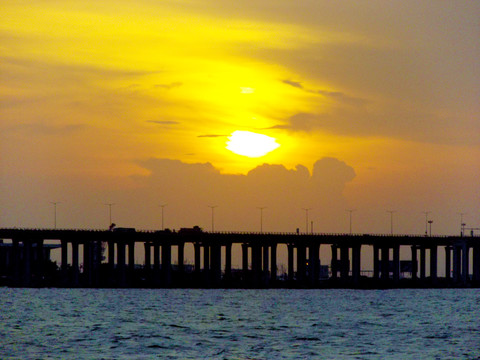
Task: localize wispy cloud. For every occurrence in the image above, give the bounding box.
[154,82,183,90]
[147,120,180,125]
[197,134,228,138]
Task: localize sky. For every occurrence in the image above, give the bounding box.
[1,1,479,239]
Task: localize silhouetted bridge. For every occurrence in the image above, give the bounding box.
[0,228,479,288]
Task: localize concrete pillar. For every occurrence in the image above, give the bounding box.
[83,241,92,287]
[309,243,320,286]
[93,241,102,287]
[11,239,20,286]
[128,241,135,285]
[108,240,115,283]
[162,244,172,287]
[445,246,451,280]
[381,246,389,281]
[419,247,426,280]
[144,242,151,284]
[242,244,249,283]
[461,243,469,285]
[153,242,160,286]
[373,246,380,279]
[340,246,349,280]
[430,246,438,282]
[251,244,262,287]
[72,241,79,287]
[203,245,210,286]
[270,243,277,282]
[453,245,461,283]
[224,243,232,282]
[117,241,127,287]
[177,242,185,275]
[352,244,361,286]
[61,239,68,285]
[262,245,269,286]
[297,245,307,284]
[23,240,32,287]
[393,245,400,283]
[210,244,221,287]
[473,244,480,283]
[36,239,44,285]
[331,245,338,279]
[194,243,201,274]
[411,246,417,280]
[288,244,295,281]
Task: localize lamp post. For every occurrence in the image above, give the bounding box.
[387,210,396,235]
[458,213,466,236]
[257,207,266,233]
[346,209,356,234]
[428,220,433,237]
[423,211,431,236]
[208,205,217,232]
[302,208,311,234]
[104,203,115,226]
[159,204,167,230]
[51,202,60,229]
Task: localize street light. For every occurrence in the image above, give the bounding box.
[159,204,167,230]
[386,210,396,235]
[302,208,311,234]
[208,205,217,232]
[50,202,61,229]
[428,220,433,237]
[346,209,356,234]
[257,207,266,233]
[458,212,466,236]
[104,203,115,226]
[423,211,431,236]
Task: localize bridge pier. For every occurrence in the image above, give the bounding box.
[288,244,295,282]
[72,241,79,287]
[430,245,438,283]
[297,244,307,285]
[373,245,380,280]
[473,244,480,283]
[445,246,451,281]
[309,243,320,286]
[411,246,417,281]
[381,246,389,281]
[144,242,151,285]
[241,243,249,284]
[203,244,210,287]
[210,244,221,287]
[177,242,185,284]
[23,240,32,287]
[153,242,160,286]
[352,244,361,286]
[162,244,172,287]
[270,243,277,283]
[61,239,68,286]
[224,243,232,284]
[393,245,400,284]
[128,241,135,286]
[117,241,127,287]
[419,246,426,281]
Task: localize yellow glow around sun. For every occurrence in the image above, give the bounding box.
[226,131,280,157]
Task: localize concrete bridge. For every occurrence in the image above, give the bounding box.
[0,228,479,288]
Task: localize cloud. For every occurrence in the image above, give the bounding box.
[147,120,180,126]
[197,134,228,138]
[154,82,183,90]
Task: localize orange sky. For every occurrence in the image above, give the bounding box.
[1,1,479,236]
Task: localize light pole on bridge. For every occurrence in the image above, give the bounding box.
[208,205,217,232]
[104,203,115,227]
[346,209,356,234]
[387,210,396,235]
[50,202,61,229]
[257,207,266,233]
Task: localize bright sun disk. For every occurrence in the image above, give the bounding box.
[226,130,280,157]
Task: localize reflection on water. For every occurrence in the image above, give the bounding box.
[1,288,479,359]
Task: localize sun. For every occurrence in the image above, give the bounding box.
[226,130,280,157]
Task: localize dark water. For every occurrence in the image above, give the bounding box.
[0,288,479,359]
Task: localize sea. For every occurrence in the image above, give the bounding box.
[0,288,479,359]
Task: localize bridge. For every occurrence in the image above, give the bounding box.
[0,228,479,288]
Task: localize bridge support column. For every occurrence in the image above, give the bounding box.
[203,245,210,287]
[461,242,469,285]
[352,244,361,286]
[61,239,68,286]
[162,244,172,287]
[153,242,160,286]
[262,245,269,287]
[453,245,461,283]
[381,246,389,281]
[288,244,295,282]
[309,243,320,287]
[473,244,480,283]
[23,240,32,287]
[419,246,426,280]
[251,244,262,287]
[93,241,102,287]
[242,244,249,284]
[144,242,151,284]
[127,241,135,286]
[270,243,277,283]
[445,246,451,280]
[117,241,127,287]
[430,246,437,283]
[72,241,79,287]
[108,240,115,285]
[340,246,349,281]
[177,242,185,284]
[210,244,221,287]
[373,246,380,279]
[194,243,201,275]
[36,239,44,286]
[393,245,400,284]
[411,246,417,281]
[10,239,20,286]
[224,243,232,284]
[297,244,307,284]
[330,245,338,279]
